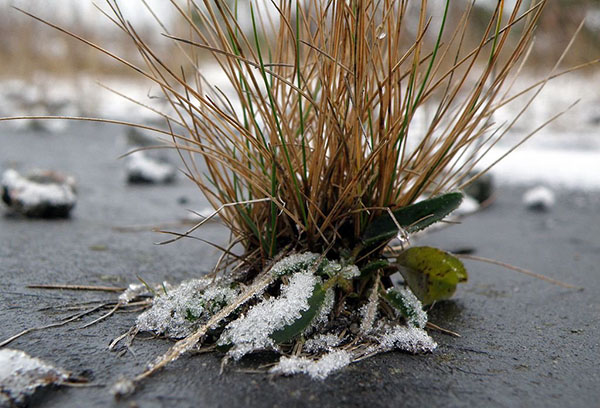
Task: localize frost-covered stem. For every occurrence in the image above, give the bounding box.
[359,274,380,335]
[133,271,276,383]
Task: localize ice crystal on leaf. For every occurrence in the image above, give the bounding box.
[218,271,321,360]
[388,287,428,329]
[136,278,239,338]
[270,252,320,276]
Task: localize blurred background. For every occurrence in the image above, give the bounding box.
[1,0,599,188]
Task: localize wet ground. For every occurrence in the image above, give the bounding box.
[1,122,599,407]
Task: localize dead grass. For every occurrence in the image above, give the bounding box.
[102,0,549,266]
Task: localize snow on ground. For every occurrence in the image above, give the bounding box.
[0,349,73,406]
[479,146,600,190]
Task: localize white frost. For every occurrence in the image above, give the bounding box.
[136,278,238,338]
[110,377,136,398]
[523,185,555,211]
[303,333,343,353]
[125,151,176,183]
[1,169,76,208]
[376,323,437,353]
[219,271,318,360]
[270,349,352,380]
[270,252,320,276]
[390,287,428,329]
[118,283,147,304]
[0,349,72,406]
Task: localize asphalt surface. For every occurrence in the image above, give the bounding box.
[1,122,599,407]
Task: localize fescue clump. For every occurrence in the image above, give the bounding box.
[21,0,568,383]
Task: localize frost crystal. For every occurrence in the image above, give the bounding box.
[376,323,437,353]
[360,280,380,334]
[270,252,320,276]
[118,283,147,304]
[110,377,136,398]
[313,288,335,327]
[136,278,238,338]
[0,349,72,406]
[303,333,343,353]
[219,271,318,360]
[341,264,360,279]
[390,287,428,329]
[270,350,352,380]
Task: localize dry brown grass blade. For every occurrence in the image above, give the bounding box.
[27,284,125,292]
[456,254,581,290]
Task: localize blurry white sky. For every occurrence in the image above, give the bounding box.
[1,0,176,27]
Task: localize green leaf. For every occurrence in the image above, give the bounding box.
[270,283,327,344]
[396,246,467,305]
[381,288,426,328]
[360,259,390,276]
[362,192,463,247]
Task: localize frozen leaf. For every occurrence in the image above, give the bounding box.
[271,283,327,344]
[397,246,467,305]
[270,252,320,276]
[361,192,463,247]
[382,287,427,328]
[218,271,320,360]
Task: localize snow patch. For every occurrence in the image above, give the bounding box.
[0,349,73,406]
[270,349,352,380]
[1,169,77,217]
[481,147,600,190]
[125,151,176,184]
[376,323,437,353]
[219,271,319,360]
[136,278,239,338]
[303,333,343,353]
[523,185,555,211]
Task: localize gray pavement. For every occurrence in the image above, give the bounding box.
[1,122,599,407]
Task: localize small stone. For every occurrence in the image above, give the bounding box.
[523,185,555,212]
[125,151,176,184]
[0,349,76,406]
[110,377,136,399]
[463,172,494,203]
[1,169,77,218]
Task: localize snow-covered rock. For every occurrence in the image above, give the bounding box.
[1,169,77,218]
[523,185,555,212]
[125,151,176,184]
[0,349,75,407]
